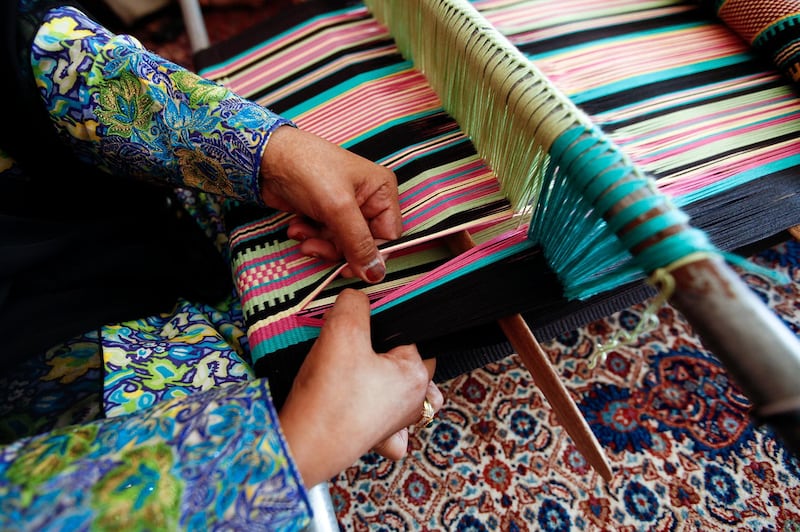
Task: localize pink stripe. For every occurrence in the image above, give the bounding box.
[660,142,800,197]
[233,248,303,278]
[536,27,743,92]
[230,20,386,96]
[613,98,799,146]
[293,73,440,141]
[370,227,529,310]
[234,258,332,291]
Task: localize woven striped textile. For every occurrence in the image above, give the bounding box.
[195,0,800,373]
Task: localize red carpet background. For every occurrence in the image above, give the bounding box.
[127,1,800,529]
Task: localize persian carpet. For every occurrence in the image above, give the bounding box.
[330,237,800,531]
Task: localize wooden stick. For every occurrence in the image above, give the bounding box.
[446,230,613,481]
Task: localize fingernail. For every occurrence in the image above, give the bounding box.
[364,256,386,283]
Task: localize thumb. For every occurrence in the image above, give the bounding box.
[324,200,386,284]
[318,288,374,348]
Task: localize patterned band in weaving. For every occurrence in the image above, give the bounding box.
[703,0,800,83]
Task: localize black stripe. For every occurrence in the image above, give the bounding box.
[651,130,800,181]
[347,111,462,163]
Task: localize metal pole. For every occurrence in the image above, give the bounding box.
[302,483,340,532]
[177,0,210,52]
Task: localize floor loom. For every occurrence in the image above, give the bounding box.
[195,0,800,466]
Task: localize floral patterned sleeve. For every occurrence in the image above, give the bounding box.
[0,379,312,530]
[30,5,291,204]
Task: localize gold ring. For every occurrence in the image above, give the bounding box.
[416,398,435,428]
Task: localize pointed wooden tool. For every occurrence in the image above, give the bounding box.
[446,230,613,481]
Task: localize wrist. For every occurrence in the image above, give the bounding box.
[278,393,353,488]
[259,124,300,210]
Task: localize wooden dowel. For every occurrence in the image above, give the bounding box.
[446,230,613,481]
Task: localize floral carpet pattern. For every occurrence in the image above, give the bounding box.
[331,239,800,531]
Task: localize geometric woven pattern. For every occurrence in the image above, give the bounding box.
[706,0,800,83]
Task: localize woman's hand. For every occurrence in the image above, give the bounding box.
[260,126,403,283]
[278,289,443,488]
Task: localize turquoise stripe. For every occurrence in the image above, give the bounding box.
[281,62,413,118]
[252,326,321,363]
[198,6,363,76]
[281,61,440,149]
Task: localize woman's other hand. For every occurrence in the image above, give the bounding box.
[278,289,443,488]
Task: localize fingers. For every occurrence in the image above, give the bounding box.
[293,208,391,282]
[425,380,444,413]
[286,218,321,243]
[322,196,389,283]
[372,380,444,461]
[318,288,372,348]
[360,176,403,241]
[372,428,409,461]
[263,127,402,284]
[282,288,445,483]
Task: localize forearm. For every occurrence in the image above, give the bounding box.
[30,6,291,203]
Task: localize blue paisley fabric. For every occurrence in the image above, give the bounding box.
[0,4,310,530]
[1,380,308,531]
[31,6,291,204]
